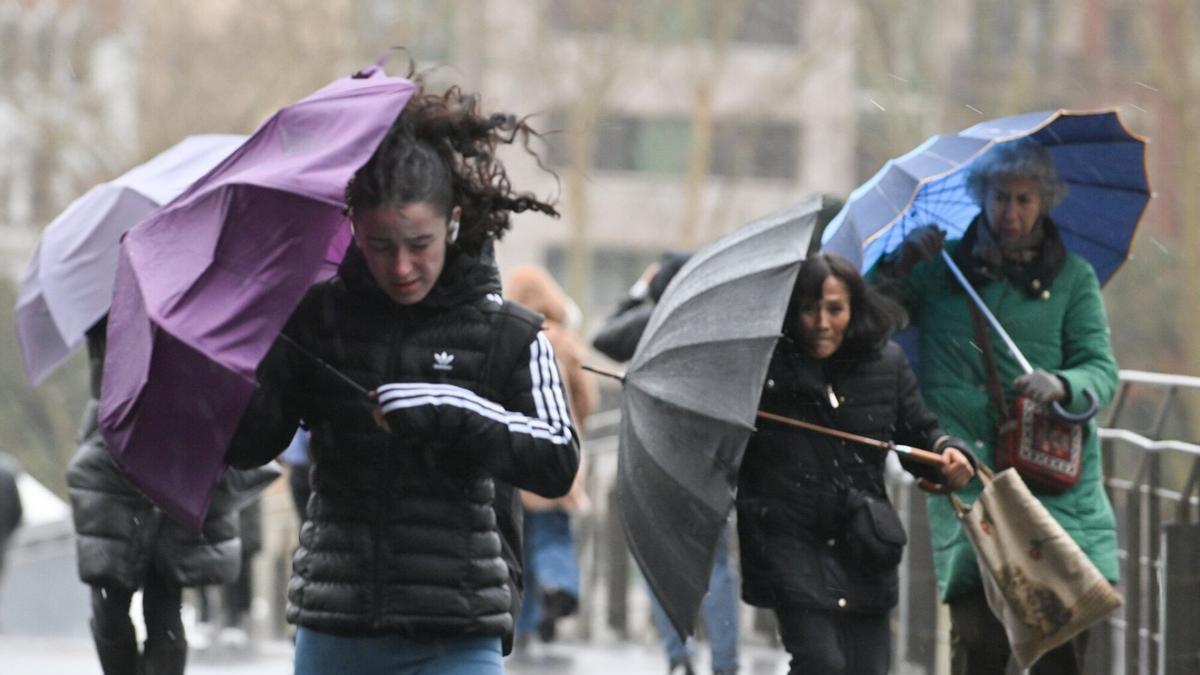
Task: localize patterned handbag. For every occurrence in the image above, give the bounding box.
[968,303,1083,494]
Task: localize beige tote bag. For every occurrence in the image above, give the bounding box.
[949,467,1123,668]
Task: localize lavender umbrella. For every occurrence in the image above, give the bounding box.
[99,66,415,529]
[14,134,245,385]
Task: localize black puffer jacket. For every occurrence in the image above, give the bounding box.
[68,402,243,591]
[226,243,579,643]
[737,339,950,613]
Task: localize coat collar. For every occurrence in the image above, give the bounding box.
[951,213,1067,297]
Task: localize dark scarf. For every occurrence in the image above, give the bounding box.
[951,213,1067,297]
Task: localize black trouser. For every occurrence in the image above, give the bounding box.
[774,605,890,675]
[222,554,253,626]
[91,565,184,644]
[91,565,187,674]
[949,590,1090,675]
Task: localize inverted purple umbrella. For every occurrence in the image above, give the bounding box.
[99,65,416,529]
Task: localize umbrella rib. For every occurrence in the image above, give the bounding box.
[633,332,781,370]
[627,380,759,431]
[642,267,799,342]
[156,178,346,218]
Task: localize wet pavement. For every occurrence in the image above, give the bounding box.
[0,634,790,674]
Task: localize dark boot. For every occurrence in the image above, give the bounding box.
[142,635,187,675]
[537,588,578,642]
[90,618,140,675]
[668,658,697,675]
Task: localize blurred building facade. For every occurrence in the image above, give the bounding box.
[442,0,860,325]
[0,0,137,277]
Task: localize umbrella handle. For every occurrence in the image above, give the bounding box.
[1049,388,1099,424]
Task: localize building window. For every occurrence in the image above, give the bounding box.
[710,121,799,179]
[546,0,621,32]
[594,115,640,172]
[1107,0,1144,70]
[546,110,799,180]
[544,0,800,46]
[735,0,801,45]
[355,1,453,63]
[635,117,692,174]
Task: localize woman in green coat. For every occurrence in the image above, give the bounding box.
[873,139,1119,675]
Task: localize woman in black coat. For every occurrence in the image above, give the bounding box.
[68,318,268,675]
[737,254,975,675]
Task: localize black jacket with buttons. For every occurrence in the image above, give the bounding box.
[737,338,949,613]
[225,243,579,644]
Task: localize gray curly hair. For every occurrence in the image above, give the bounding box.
[965,138,1067,213]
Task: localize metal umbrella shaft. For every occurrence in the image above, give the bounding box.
[938,250,1099,423]
[940,250,1033,373]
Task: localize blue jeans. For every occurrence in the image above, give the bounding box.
[294,627,502,675]
[516,509,581,635]
[648,524,740,671]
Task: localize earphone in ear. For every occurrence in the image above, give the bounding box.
[448,219,460,244]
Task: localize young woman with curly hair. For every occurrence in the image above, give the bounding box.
[226,84,579,675]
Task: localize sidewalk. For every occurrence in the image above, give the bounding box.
[0,634,789,674]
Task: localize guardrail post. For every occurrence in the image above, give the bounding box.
[902,484,938,673]
[606,484,629,636]
[1160,523,1200,675]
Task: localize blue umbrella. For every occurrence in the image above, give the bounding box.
[821,108,1150,286]
[821,108,1149,422]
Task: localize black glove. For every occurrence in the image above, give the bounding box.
[375,383,475,441]
[1013,370,1068,405]
[892,225,946,278]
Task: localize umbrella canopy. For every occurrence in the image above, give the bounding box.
[99,66,415,529]
[820,108,1150,285]
[14,134,246,385]
[618,197,821,639]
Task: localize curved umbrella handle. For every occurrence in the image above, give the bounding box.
[1049,388,1099,424]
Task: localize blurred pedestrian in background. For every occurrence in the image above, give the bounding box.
[504,265,598,646]
[592,252,690,364]
[226,83,578,675]
[594,252,741,675]
[281,427,312,522]
[69,317,273,675]
[0,449,23,624]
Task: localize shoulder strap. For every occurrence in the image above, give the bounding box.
[967,301,1009,421]
[483,301,545,398]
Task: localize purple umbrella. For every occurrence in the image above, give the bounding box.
[14,134,245,385]
[99,66,416,529]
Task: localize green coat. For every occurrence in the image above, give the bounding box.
[888,241,1120,602]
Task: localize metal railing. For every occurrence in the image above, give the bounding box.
[577,369,1200,674]
[9,370,1196,672]
[1095,371,1200,675]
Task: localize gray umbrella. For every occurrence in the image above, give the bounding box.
[617,196,821,639]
